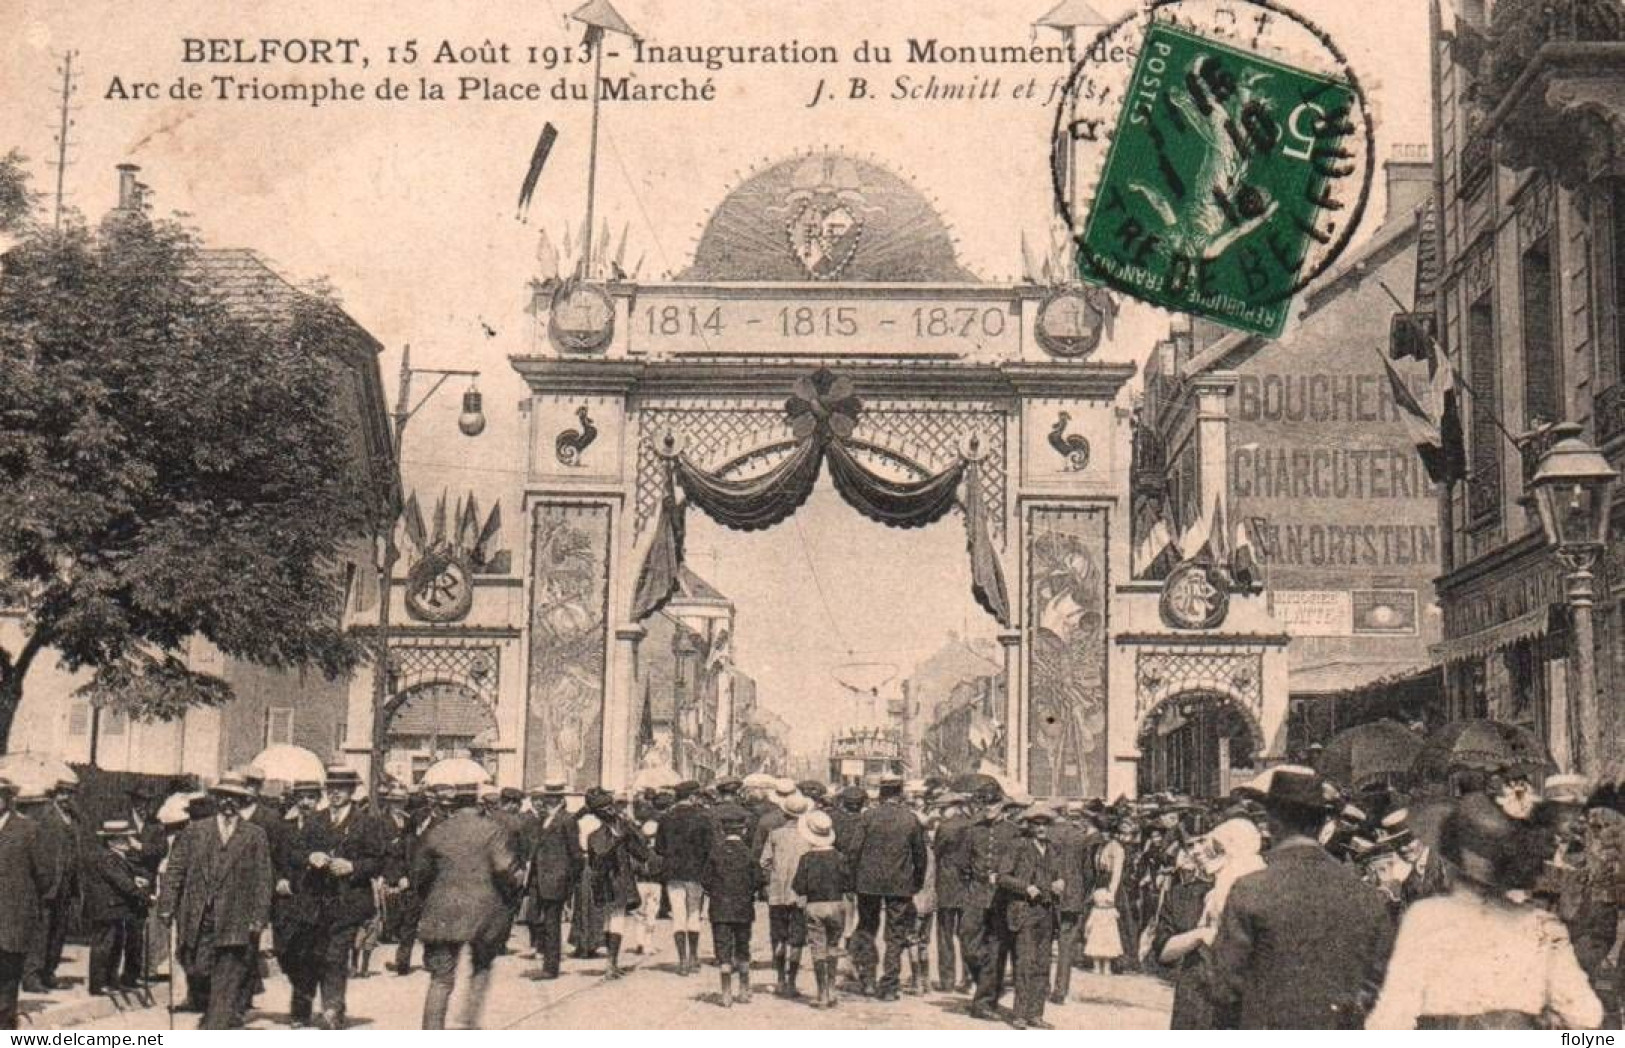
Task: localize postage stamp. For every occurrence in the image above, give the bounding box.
[1052,0,1375,337]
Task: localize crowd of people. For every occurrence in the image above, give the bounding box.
[0,758,1618,1031]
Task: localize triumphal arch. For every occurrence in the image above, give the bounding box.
[513,151,1141,796]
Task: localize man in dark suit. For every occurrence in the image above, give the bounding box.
[1208,767,1396,1029]
[19,784,78,993]
[996,805,1067,1029]
[525,780,580,979]
[271,781,325,1026]
[82,820,152,994]
[0,777,48,1028]
[847,774,928,1001]
[967,792,1023,1020]
[655,781,711,975]
[1049,801,1095,1004]
[391,787,443,976]
[932,796,972,992]
[414,782,521,1029]
[157,774,273,1030]
[296,764,388,1030]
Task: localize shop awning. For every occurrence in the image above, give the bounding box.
[1430,607,1549,665]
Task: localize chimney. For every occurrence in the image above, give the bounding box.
[115,163,142,213]
[1384,144,1433,223]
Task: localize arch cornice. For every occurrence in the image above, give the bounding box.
[511,357,1137,402]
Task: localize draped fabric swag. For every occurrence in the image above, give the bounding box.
[630,431,1010,626]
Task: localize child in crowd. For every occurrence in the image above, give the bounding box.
[83,820,153,995]
[1083,887,1124,975]
[791,811,849,1009]
[702,808,764,1007]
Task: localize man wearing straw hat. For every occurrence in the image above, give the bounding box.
[525,779,580,980]
[0,776,47,1029]
[156,773,273,1030]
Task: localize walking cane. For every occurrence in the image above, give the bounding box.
[166,919,177,1031]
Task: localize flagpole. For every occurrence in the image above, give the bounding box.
[580,32,605,278]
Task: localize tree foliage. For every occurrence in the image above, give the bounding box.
[0,163,390,745]
[0,151,29,234]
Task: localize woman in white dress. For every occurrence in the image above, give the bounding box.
[1367,794,1603,1030]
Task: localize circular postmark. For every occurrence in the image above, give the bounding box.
[1050,0,1375,337]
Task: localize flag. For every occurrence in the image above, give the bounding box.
[535,229,560,283]
[457,494,480,551]
[401,492,427,551]
[1020,231,1041,283]
[1176,492,1230,563]
[431,491,447,549]
[1383,354,1465,483]
[516,123,558,219]
[1133,513,1175,578]
[1232,516,1262,588]
[636,685,655,754]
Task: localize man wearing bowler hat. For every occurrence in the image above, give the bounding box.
[0,776,48,1028]
[157,773,273,1029]
[1207,766,1395,1029]
[525,779,580,979]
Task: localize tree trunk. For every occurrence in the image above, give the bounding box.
[0,669,21,754]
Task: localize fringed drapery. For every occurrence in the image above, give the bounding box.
[673,437,823,532]
[825,439,964,529]
[631,427,1011,628]
[630,464,687,621]
[964,461,1011,626]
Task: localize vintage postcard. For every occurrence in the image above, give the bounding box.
[0,0,1620,1034]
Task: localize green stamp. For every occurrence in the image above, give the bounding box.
[1076,20,1359,336]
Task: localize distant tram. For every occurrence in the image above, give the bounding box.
[828,727,906,790]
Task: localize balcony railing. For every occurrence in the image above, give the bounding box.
[1519,424,1564,487]
[1467,468,1502,527]
[1485,0,1625,106]
[1599,381,1625,446]
[1458,130,1494,199]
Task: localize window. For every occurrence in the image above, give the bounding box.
[265,707,294,747]
[102,711,126,737]
[67,702,90,737]
[1520,235,1561,427]
[1466,292,1501,523]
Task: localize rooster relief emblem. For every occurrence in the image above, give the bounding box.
[779,156,880,280]
[555,405,598,467]
[1048,412,1091,472]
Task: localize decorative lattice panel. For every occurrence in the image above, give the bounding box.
[1133,651,1264,729]
[634,398,1008,543]
[387,642,501,713]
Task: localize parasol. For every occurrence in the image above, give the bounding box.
[631,765,681,791]
[1317,720,1425,790]
[0,752,78,796]
[419,757,492,788]
[247,744,324,787]
[156,791,203,825]
[1412,719,1555,781]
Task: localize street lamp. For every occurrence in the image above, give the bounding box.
[1529,421,1620,776]
[369,345,484,796]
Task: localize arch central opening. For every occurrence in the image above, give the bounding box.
[636,474,1004,788]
